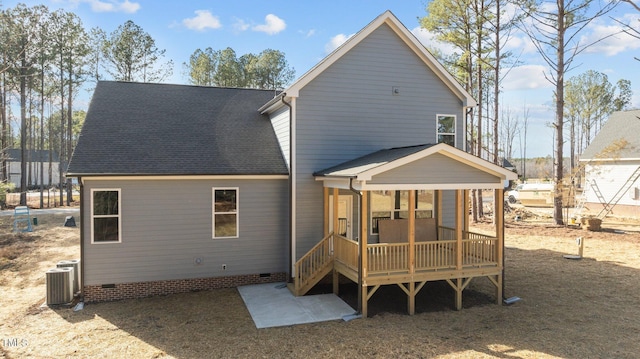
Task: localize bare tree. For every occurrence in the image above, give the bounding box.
[518,0,618,224]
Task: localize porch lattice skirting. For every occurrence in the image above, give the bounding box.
[83,272,287,303]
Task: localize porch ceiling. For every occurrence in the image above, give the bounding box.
[314,143,517,191]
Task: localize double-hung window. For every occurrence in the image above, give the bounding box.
[213,188,238,239]
[370,190,434,234]
[437,114,456,146]
[91,189,121,243]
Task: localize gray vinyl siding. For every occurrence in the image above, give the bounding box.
[369,154,498,185]
[270,106,291,169]
[82,178,288,285]
[293,24,465,257]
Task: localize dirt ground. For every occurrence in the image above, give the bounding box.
[1,212,640,358]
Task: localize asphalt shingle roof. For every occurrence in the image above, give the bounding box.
[313,144,436,177]
[581,109,640,160]
[67,81,288,176]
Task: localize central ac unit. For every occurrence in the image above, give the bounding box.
[46,267,73,305]
[57,259,81,294]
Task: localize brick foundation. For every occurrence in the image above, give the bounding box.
[83,272,287,303]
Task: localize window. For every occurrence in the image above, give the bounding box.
[91,189,121,243]
[437,114,456,146]
[213,188,238,238]
[370,190,433,234]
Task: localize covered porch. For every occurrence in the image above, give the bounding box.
[293,144,517,317]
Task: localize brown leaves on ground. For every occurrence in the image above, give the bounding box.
[1,213,639,358]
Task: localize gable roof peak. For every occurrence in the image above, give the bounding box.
[264,10,474,112]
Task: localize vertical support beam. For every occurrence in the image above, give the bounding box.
[455,278,463,310]
[455,190,464,311]
[408,281,415,315]
[323,187,330,237]
[463,189,470,235]
[494,188,504,304]
[436,190,443,229]
[456,190,463,270]
[360,190,369,318]
[408,190,415,274]
[408,190,416,316]
[332,188,339,235]
[332,188,339,295]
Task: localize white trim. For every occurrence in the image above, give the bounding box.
[359,183,507,191]
[436,114,456,146]
[579,157,640,162]
[290,96,297,275]
[261,11,475,114]
[355,143,517,181]
[90,188,122,244]
[78,175,288,184]
[212,187,239,239]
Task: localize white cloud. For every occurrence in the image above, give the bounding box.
[118,0,139,13]
[503,34,538,56]
[502,64,553,91]
[79,0,140,14]
[252,14,286,35]
[300,29,316,38]
[183,10,222,32]
[581,14,640,56]
[410,27,457,56]
[325,33,354,53]
[233,18,250,32]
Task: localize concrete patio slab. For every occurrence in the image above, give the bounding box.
[237,282,357,329]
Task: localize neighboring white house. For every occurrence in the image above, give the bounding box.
[6,149,61,188]
[579,110,640,218]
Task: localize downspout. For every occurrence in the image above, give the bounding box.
[280,94,293,281]
[79,177,85,301]
[463,106,474,152]
[348,178,363,314]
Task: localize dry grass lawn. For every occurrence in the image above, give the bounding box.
[1,213,640,358]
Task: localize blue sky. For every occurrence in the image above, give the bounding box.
[5,0,640,158]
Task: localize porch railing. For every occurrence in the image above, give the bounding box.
[415,240,457,270]
[296,227,499,290]
[334,234,358,271]
[294,232,334,295]
[368,243,409,274]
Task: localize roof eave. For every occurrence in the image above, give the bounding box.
[281,10,475,108]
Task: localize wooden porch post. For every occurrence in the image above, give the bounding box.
[463,189,470,234]
[359,190,369,317]
[324,187,330,237]
[494,188,505,304]
[408,190,416,315]
[455,189,464,310]
[436,190,443,229]
[332,188,339,295]
[332,188,339,235]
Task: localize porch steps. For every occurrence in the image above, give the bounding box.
[289,260,333,296]
[291,233,335,296]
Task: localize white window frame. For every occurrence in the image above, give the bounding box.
[90,188,122,244]
[212,187,239,239]
[436,114,456,146]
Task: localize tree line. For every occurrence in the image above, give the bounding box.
[0,3,295,207]
[421,0,635,224]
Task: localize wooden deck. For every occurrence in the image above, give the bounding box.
[293,227,502,315]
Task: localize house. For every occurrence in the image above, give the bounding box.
[5,149,60,188]
[579,110,640,218]
[67,11,516,316]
